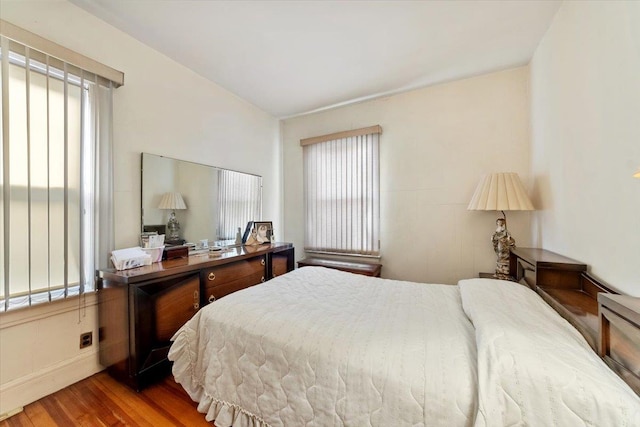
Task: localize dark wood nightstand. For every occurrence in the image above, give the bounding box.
[599,293,640,394]
[297,257,382,277]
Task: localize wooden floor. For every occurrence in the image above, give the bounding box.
[0,371,212,426]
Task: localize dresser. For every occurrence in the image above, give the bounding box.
[97,243,294,390]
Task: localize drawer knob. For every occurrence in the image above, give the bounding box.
[261,276,265,283]
[261,259,265,266]
[208,272,216,281]
[208,294,216,303]
[193,290,200,310]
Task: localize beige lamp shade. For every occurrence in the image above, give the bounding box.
[157,192,187,210]
[467,173,534,211]
[634,169,640,178]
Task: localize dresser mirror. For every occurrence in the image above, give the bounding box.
[141,153,262,246]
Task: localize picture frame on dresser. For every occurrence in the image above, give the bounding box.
[241,221,253,244]
[253,221,273,243]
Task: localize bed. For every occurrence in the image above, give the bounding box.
[168,267,640,426]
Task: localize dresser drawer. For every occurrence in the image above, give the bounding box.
[204,272,265,304]
[202,256,265,283]
[202,257,266,304]
[272,254,289,278]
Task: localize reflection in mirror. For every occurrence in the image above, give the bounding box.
[141,153,262,245]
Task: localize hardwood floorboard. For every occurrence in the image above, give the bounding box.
[1,411,33,427]
[53,387,98,425]
[37,394,77,426]
[70,379,134,426]
[23,402,58,426]
[0,372,212,427]
[90,376,160,427]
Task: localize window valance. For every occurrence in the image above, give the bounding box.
[0,19,124,87]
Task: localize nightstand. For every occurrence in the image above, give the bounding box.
[598,293,640,394]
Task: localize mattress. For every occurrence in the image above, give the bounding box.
[169,267,640,426]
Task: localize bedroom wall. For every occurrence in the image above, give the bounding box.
[0,0,281,415]
[529,1,640,296]
[282,67,532,284]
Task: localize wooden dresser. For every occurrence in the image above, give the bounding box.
[97,243,294,390]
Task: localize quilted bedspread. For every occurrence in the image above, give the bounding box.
[169,268,640,426]
[169,267,478,426]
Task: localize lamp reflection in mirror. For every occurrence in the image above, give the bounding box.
[467,173,535,279]
[157,192,187,240]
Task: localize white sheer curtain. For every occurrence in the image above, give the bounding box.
[217,169,262,240]
[84,77,115,287]
[303,129,380,256]
[0,30,118,311]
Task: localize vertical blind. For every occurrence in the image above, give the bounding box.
[302,126,381,256]
[217,169,262,240]
[0,24,121,311]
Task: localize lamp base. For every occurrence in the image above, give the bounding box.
[167,211,181,240]
[480,272,516,281]
[492,272,515,281]
[492,215,515,279]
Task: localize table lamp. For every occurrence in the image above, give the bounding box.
[467,172,534,279]
[157,192,187,240]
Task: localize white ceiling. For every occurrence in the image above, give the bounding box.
[70,0,562,118]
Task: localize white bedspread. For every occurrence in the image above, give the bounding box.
[169,269,640,426]
[169,267,478,427]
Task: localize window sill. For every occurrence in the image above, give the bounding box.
[0,292,98,329]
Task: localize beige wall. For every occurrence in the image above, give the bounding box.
[283,67,532,284]
[0,0,280,414]
[529,1,640,296]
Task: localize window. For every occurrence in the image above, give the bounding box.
[302,125,381,256]
[0,23,122,311]
[217,169,262,240]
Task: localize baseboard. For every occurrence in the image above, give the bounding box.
[0,349,103,416]
[0,407,23,422]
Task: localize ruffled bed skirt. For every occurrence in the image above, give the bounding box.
[169,327,271,427]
